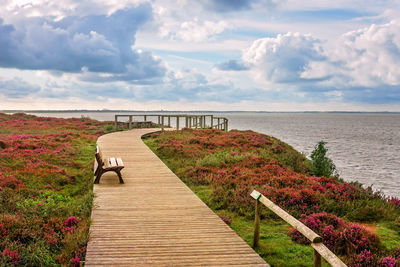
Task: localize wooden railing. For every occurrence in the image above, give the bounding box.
[250,190,347,267]
[114,114,228,131]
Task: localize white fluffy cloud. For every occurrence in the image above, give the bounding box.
[333,20,400,87]
[159,18,228,42]
[242,32,326,83]
[177,19,228,42]
[241,20,400,90]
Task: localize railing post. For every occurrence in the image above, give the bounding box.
[253,198,261,248]
[158,116,160,125]
[313,249,322,267]
[168,116,171,127]
[161,116,165,132]
[176,116,179,130]
[211,115,214,128]
[144,115,147,122]
[218,118,220,129]
[185,116,188,128]
[129,115,132,129]
[115,115,118,129]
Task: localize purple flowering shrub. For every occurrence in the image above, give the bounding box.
[289,213,380,255]
[0,113,115,266]
[145,128,400,265]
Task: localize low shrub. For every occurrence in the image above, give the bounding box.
[145,128,400,265]
[0,113,114,265]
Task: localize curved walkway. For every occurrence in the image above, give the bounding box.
[85,129,268,266]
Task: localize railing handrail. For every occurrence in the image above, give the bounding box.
[114,114,228,131]
[250,190,346,267]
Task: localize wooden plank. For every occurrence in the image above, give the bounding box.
[86,128,268,266]
[311,243,346,266]
[116,158,124,167]
[257,192,322,243]
[108,157,117,167]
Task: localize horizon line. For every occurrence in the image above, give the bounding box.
[2,109,400,114]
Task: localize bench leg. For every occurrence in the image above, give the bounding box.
[94,170,103,184]
[94,165,101,176]
[116,170,124,184]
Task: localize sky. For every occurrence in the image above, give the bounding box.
[0,0,400,111]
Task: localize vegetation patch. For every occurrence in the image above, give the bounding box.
[0,113,115,266]
[144,128,400,266]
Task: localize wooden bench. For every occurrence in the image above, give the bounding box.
[94,146,124,184]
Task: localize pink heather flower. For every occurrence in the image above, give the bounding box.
[64,216,80,226]
[38,202,42,206]
[64,226,75,232]
[71,255,80,266]
[380,256,397,267]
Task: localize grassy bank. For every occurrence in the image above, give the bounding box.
[143,128,400,266]
[0,113,115,266]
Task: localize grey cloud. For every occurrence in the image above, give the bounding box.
[215,60,250,71]
[0,77,41,98]
[199,0,276,12]
[0,4,166,82]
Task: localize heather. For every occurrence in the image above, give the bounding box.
[0,113,115,266]
[144,128,400,266]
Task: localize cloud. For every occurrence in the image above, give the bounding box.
[160,19,228,43]
[333,20,400,87]
[0,4,166,82]
[176,19,228,42]
[238,22,400,103]
[0,77,41,98]
[242,32,327,83]
[300,20,400,89]
[199,0,277,13]
[215,60,249,71]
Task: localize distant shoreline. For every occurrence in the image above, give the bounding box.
[2,110,400,114]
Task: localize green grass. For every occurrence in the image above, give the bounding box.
[189,184,331,266]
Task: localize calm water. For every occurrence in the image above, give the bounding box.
[24,112,400,197]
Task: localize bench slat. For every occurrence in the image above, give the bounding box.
[109,157,117,167]
[116,158,124,167]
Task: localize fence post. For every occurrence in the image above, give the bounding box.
[161,116,164,131]
[129,115,132,129]
[115,115,118,129]
[313,249,322,267]
[168,116,171,127]
[176,116,179,130]
[253,198,261,248]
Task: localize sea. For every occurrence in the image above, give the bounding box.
[17,111,400,198]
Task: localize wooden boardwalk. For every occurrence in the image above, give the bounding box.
[85,129,268,266]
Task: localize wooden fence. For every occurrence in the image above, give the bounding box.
[114,114,228,131]
[250,190,347,267]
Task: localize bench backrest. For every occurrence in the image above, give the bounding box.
[95,146,104,166]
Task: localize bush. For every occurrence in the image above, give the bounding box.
[310,141,339,178]
[289,213,381,256]
[0,113,114,265]
[145,129,400,265]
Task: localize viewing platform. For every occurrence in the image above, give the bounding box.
[114,114,229,131]
[85,128,268,266]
